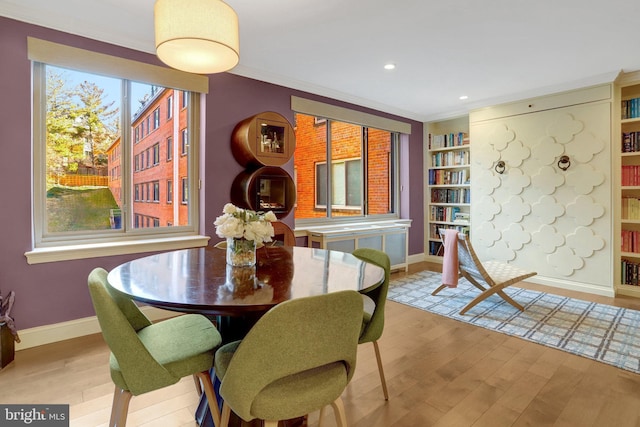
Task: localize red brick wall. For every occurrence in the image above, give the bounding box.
[294,114,391,219]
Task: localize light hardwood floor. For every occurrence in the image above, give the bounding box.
[3,262,640,427]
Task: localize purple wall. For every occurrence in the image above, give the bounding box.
[0,17,424,330]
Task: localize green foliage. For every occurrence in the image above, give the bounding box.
[45,67,120,184]
[46,186,119,232]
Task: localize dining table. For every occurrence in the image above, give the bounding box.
[107,244,386,426]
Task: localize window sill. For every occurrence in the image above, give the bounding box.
[24,235,210,264]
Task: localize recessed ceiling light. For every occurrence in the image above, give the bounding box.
[459,95,468,100]
[384,63,396,70]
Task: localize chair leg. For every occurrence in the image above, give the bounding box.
[459,283,522,315]
[331,397,348,427]
[318,406,326,427]
[431,284,447,296]
[109,386,132,427]
[220,401,232,427]
[195,371,221,427]
[372,340,389,400]
[192,373,203,396]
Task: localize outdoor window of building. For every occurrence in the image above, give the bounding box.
[181,177,188,204]
[167,180,173,203]
[153,143,160,165]
[28,38,206,260]
[294,113,398,221]
[153,107,160,129]
[167,136,173,161]
[181,128,188,155]
[153,181,160,202]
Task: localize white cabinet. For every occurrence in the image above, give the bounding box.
[305,220,411,271]
[469,84,613,295]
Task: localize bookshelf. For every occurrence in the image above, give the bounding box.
[617,71,640,296]
[424,116,470,261]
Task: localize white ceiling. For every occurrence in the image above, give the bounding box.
[2,0,640,122]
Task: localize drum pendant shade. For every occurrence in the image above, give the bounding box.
[155,0,239,74]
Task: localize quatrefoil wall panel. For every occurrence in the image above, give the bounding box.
[470,102,611,290]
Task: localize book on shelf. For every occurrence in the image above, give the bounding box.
[622,132,640,153]
[428,169,469,185]
[622,98,640,120]
[430,188,470,204]
[621,165,640,186]
[622,197,640,220]
[429,223,470,239]
[431,150,470,167]
[429,206,460,222]
[622,259,640,286]
[453,212,470,223]
[621,229,640,253]
[429,132,468,149]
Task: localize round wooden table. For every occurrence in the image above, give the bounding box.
[107,245,385,318]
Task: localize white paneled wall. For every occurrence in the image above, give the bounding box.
[470,86,612,294]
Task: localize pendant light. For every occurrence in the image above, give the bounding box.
[154,0,239,74]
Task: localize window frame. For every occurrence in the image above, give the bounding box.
[25,37,210,264]
[292,96,410,228]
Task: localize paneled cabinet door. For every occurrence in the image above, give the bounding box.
[470,101,611,291]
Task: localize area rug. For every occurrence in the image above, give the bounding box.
[388,270,640,374]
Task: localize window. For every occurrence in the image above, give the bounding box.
[28,38,208,262]
[181,177,188,204]
[181,91,188,109]
[153,143,160,165]
[181,129,188,155]
[167,136,173,161]
[153,107,160,130]
[167,96,173,119]
[167,180,173,203]
[153,181,160,202]
[315,159,362,209]
[294,113,398,221]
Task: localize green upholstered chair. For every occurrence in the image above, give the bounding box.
[87,268,223,427]
[352,248,391,401]
[214,290,363,427]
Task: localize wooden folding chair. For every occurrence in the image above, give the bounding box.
[433,230,536,315]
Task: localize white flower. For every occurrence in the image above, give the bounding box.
[214,203,276,244]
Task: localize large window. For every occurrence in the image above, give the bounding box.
[294,113,398,221]
[28,38,208,260]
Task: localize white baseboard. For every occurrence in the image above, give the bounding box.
[527,275,615,298]
[407,253,425,265]
[15,306,180,351]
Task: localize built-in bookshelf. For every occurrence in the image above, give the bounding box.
[424,116,470,260]
[617,71,640,295]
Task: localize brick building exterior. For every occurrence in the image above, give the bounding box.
[106,87,189,228]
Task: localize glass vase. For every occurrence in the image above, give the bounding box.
[226,238,257,267]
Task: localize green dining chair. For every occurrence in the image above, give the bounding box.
[214,290,363,427]
[352,248,391,401]
[87,268,223,427]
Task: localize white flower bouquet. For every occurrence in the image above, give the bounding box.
[214,203,276,244]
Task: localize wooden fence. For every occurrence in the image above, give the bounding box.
[54,175,109,187]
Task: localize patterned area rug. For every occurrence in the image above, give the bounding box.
[388,270,640,374]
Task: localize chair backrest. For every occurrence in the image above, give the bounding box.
[219,290,363,421]
[87,267,178,395]
[352,248,390,343]
[271,221,296,246]
[439,230,494,286]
